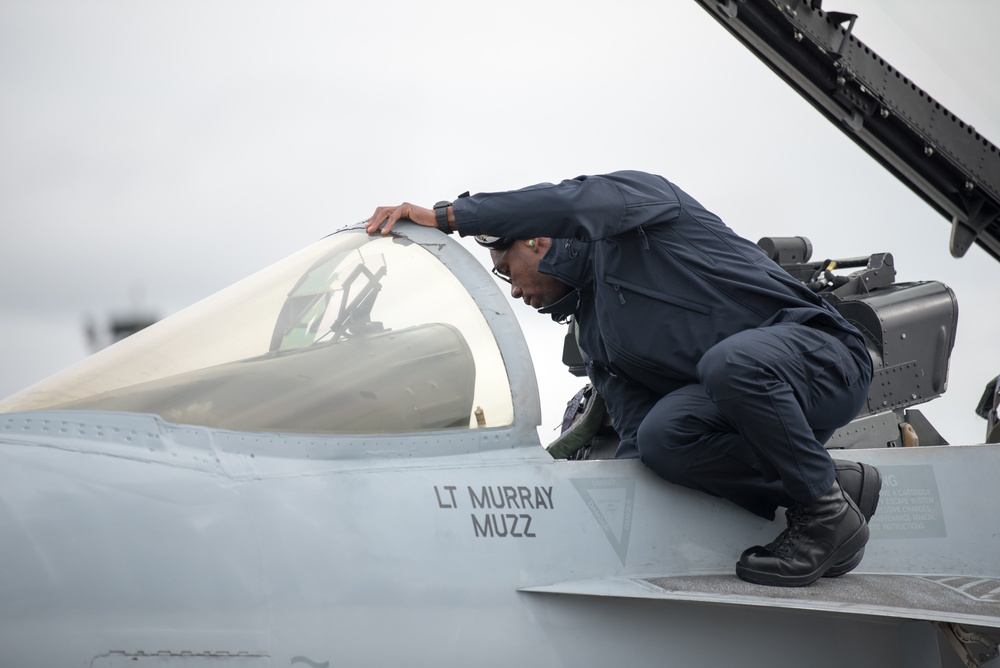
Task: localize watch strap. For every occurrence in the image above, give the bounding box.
[433,201,452,234]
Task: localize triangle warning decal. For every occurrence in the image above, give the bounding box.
[571,477,636,565]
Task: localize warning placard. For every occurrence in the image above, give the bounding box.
[869,464,946,539]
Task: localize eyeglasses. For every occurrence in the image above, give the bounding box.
[491,246,513,285]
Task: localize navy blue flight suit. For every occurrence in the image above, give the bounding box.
[452,171,873,519]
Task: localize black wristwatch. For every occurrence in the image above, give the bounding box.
[433,201,452,234]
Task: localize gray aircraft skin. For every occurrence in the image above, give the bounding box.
[1,221,998,668]
[3,1,1000,665]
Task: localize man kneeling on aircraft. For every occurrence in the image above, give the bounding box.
[367,170,882,587]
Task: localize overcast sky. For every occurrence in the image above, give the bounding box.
[1,0,997,445]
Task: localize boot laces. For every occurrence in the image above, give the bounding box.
[767,505,809,557]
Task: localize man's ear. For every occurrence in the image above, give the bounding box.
[533,237,553,252]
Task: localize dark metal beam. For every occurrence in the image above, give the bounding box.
[693,0,1000,262]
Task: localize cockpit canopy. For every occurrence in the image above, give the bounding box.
[0,228,516,434]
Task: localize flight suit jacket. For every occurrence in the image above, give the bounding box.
[452,170,871,457]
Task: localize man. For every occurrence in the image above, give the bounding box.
[367,170,881,587]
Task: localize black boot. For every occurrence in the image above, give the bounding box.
[736,479,869,587]
[824,460,882,577]
[834,460,882,521]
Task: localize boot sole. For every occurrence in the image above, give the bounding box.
[824,462,882,578]
[824,547,865,578]
[736,521,870,587]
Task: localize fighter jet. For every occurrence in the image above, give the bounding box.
[1,2,999,667]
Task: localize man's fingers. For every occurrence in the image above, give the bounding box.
[366,206,397,234]
[366,202,436,235]
[380,208,400,235]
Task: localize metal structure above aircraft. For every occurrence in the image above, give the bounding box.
[693,0,1000,262]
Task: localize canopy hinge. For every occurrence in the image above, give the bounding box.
[933,621,1000,668]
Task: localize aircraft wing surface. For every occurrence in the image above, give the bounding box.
[522,573,1000,628]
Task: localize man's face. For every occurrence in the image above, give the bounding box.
[490,238,572,309]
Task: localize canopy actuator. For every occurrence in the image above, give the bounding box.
[694,0,1000,262]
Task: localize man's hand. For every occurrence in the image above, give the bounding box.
[366,202,435,235]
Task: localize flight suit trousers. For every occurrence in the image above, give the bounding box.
[635,322,870,520]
